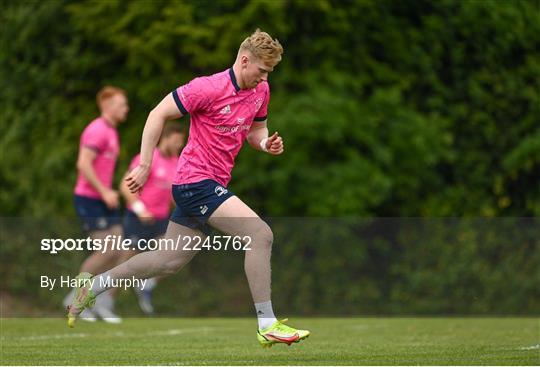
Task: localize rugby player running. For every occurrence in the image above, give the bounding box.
[67,29,310,348]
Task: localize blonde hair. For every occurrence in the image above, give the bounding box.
[239,29,283,66]
[96,86,126,110]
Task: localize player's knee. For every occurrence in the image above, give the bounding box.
[160,262,179,276]
[251,223,273,249]
[159,257,185,275]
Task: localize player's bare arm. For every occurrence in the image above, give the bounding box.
[77,147,119,208]
[247,121,284,155]
[120,170,155,223]
[126,93,183,193]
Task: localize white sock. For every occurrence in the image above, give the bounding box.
[138,277,157,292]
[95,289,115,309]
[63,288,76,308]
[90,271,111,296]
[255,301,277,330]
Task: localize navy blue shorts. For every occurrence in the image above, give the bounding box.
[170,179,235,235]
[74,194,120,232]
[123,210,169,251]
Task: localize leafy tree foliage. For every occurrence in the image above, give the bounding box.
[1,0,538,314]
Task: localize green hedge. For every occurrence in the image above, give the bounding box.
[1,0,539,314]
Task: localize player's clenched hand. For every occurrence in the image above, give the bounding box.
[126,164,150,193]
[266,132,284,155]
[102,189,119,209]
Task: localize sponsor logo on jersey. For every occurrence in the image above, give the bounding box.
[219,105,231,114]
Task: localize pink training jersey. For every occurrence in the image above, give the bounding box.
[171,68,269,187]
[74,117,119,199]
[128,149,177,219]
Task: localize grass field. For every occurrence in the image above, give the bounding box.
[1,317,538,365]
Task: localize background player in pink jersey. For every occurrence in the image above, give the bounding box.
[66,86,129,323]
[68,30,310,347]
[119,122,185,314]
